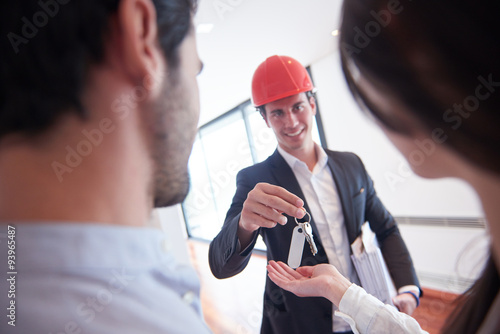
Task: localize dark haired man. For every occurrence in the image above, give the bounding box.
[0,0,209,333]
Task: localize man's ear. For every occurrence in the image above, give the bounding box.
[308,95,317,116]
[260,109,271,128]
[115,0,162,84]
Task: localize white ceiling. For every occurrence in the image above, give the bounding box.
[194,0,344,125]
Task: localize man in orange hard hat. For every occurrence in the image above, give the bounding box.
[209,55,421,334]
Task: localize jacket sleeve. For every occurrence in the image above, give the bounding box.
[357,156,420,291]
[208,169,260,279]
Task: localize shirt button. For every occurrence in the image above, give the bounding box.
[162,239,172,253]
[182,291,196,305]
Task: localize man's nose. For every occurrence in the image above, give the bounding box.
[284,112,299,128]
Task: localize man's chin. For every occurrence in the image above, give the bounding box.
[154,193,186,208]
[153,180,190,208]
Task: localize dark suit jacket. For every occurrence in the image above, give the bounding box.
[209,149,419,334]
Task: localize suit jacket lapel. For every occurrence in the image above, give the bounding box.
[327,153,357,245]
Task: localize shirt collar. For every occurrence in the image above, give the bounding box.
[277,143,328,173]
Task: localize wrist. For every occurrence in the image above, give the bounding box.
[238,218,257,234]
[325,273,352,306]
[400,291,420,307]
[237,218,258,249]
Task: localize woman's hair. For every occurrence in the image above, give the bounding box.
[441,255,499,333]
[340,1,500,332]
[339,0,500,176]
[0,0,196,140]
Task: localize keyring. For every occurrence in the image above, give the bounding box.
[294,211,311,225]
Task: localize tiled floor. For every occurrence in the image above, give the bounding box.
[189,240,458,334]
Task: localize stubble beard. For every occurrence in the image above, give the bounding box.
[149,70,196,208]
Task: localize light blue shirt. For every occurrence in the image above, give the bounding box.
[0,223,212,334]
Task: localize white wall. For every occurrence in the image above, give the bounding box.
[399,225,489,293]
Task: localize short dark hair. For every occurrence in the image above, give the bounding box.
[0,0,196,140]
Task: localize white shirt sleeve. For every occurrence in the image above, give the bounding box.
[335,284,429,334]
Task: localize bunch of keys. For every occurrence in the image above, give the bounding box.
[287,210,318,269]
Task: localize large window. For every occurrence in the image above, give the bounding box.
[183,99,325,246]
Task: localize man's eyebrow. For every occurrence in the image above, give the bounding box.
[198,61,204,75]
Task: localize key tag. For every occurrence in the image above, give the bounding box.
[287,212,311,269]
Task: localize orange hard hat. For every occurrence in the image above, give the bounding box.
[251,55,314,107]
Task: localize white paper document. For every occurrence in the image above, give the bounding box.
[351,223,397,306]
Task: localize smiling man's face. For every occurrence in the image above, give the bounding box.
[263,92,317,156]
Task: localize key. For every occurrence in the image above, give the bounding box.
[302,222,318,256]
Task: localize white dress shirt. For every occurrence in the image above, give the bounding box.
[278,144,360,332]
